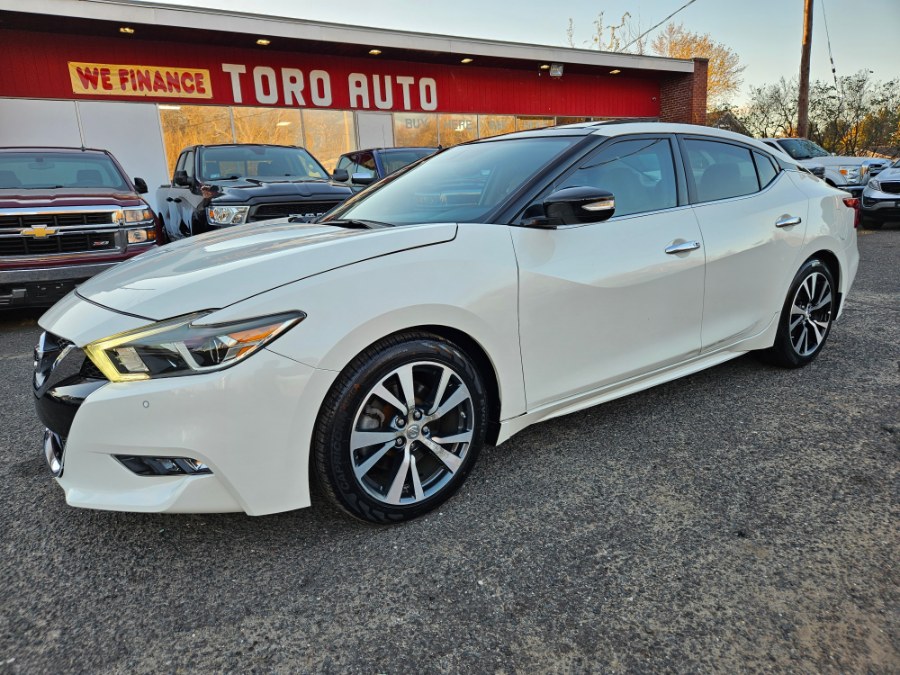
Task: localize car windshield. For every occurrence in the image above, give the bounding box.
[777,138,830,160]
[324,136,583,225]
[200,145,328,181]
[892,158,900,168]
[0,152,129,190]
[380,148,437,175]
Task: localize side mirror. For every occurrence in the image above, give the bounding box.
[526,186,616,227]
[133,177,148,194]
[351,172,376,186]
[332,168,349,182]
[173,170,191,187]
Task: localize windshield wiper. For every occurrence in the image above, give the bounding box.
[314,218,392,229]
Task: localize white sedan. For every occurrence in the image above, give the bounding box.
[34,122,859,523]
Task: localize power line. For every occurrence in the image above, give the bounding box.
[820,0,839,88]
[621,0,699,52]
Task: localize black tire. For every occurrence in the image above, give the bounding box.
[313,332,487,524]
[763,258,836,368]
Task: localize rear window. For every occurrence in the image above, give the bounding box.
[0,152,129,190]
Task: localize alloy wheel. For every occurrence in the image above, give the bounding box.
[788,271,833,357]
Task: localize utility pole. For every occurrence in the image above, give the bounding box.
[798,0,814,137]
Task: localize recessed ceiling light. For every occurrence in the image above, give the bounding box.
[119,26,135,35]
[276,121,291,127]
[540,64,550,70]
[368,48,382,55]
[609,69,621,75]
[256,38,271,46]
[460,58,474,64]
[158,105,182,111]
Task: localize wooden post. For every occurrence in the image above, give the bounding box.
[798,0,814,137]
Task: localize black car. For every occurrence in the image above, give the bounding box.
[332,147,437,190]
[157,144,353,241]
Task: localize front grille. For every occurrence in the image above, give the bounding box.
[249,201,341,222]
[878,181,900,195]
[34,332,107,397]
[0,212,115,228]
[0,231,118,257]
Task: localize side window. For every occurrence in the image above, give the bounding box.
[174,152,187,181]
[357,152,377,177]
[685,139,759,203]
[753,151,779,188]
[183,150,195,181]
[557,138,678,217]
[335,156,351,173]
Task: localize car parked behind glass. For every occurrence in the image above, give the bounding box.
[33,122,859,524]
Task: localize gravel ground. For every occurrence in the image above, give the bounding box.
[0,227,897,674]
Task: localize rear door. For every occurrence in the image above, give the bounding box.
[680,136,809,352]
[512,135,706,408]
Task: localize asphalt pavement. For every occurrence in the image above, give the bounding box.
[1,227,897,673]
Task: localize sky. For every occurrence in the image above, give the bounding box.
[150,0,900,104]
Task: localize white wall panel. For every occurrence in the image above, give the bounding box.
[0,99,81,146]
[77,101,169,212]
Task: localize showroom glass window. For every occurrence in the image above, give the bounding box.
[685,139,761,203]
[557,137,678,217]
[234,107,304,146]
[301,110,355,173]
[159,105,233,177]
[394,113,439,147]
[439,114,478,146]
[478,115,516,139]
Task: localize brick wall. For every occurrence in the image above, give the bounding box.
[658,57,709,125]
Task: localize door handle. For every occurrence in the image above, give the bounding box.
[665,240,701,254]
[775,215,802,228]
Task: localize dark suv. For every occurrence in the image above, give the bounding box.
[0,147,159,308]
[333,147,437,190]
[157,144,353,240]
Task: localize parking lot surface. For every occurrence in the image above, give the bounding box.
[1,227,898,673]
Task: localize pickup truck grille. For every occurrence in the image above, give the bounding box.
[249,201,342,222]
[877,181,900,195]
[0,231,118,257]
[0,212,115,228]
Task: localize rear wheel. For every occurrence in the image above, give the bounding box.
[763,258,836,368]
[313,332,487,523]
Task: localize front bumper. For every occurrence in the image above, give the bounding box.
[861,191,900,220]
[0,262,119,308]
[38,345,336,515]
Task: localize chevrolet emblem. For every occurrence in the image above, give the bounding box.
[21,226,57,238]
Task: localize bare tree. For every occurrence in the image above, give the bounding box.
[565,12,647,54]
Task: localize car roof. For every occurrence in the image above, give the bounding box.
[489,121,793,162]
[0,146,111,155]
[345,147,437,155]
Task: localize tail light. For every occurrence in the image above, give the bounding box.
[842,197,860,228]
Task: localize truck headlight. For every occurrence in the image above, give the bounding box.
[84,311,305,382]
[207,205,249,225]
[838,165,860,182]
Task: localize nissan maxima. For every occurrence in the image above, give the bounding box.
[33,122,860,523]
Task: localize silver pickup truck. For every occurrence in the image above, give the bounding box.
[762,137,890,197]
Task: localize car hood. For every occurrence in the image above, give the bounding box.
[206,178,352,202]
[872,166,900,181]
[75,220,458,320]
[0,187,144,208]
[799,156,890,169]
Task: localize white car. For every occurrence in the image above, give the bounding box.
[761,137,890,196]
[33,122,859,523]
[861,157,900,228]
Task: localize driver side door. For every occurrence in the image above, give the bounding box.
[512,135,706,408]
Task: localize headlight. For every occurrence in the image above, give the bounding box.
[207,205,249,225]
[867,178,882,192]
[838,165,860,182]
[84,311,305,382]
[115,207,154,224]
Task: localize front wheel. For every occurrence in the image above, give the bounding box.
[313,332,487,523]
[763,258,836,368]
